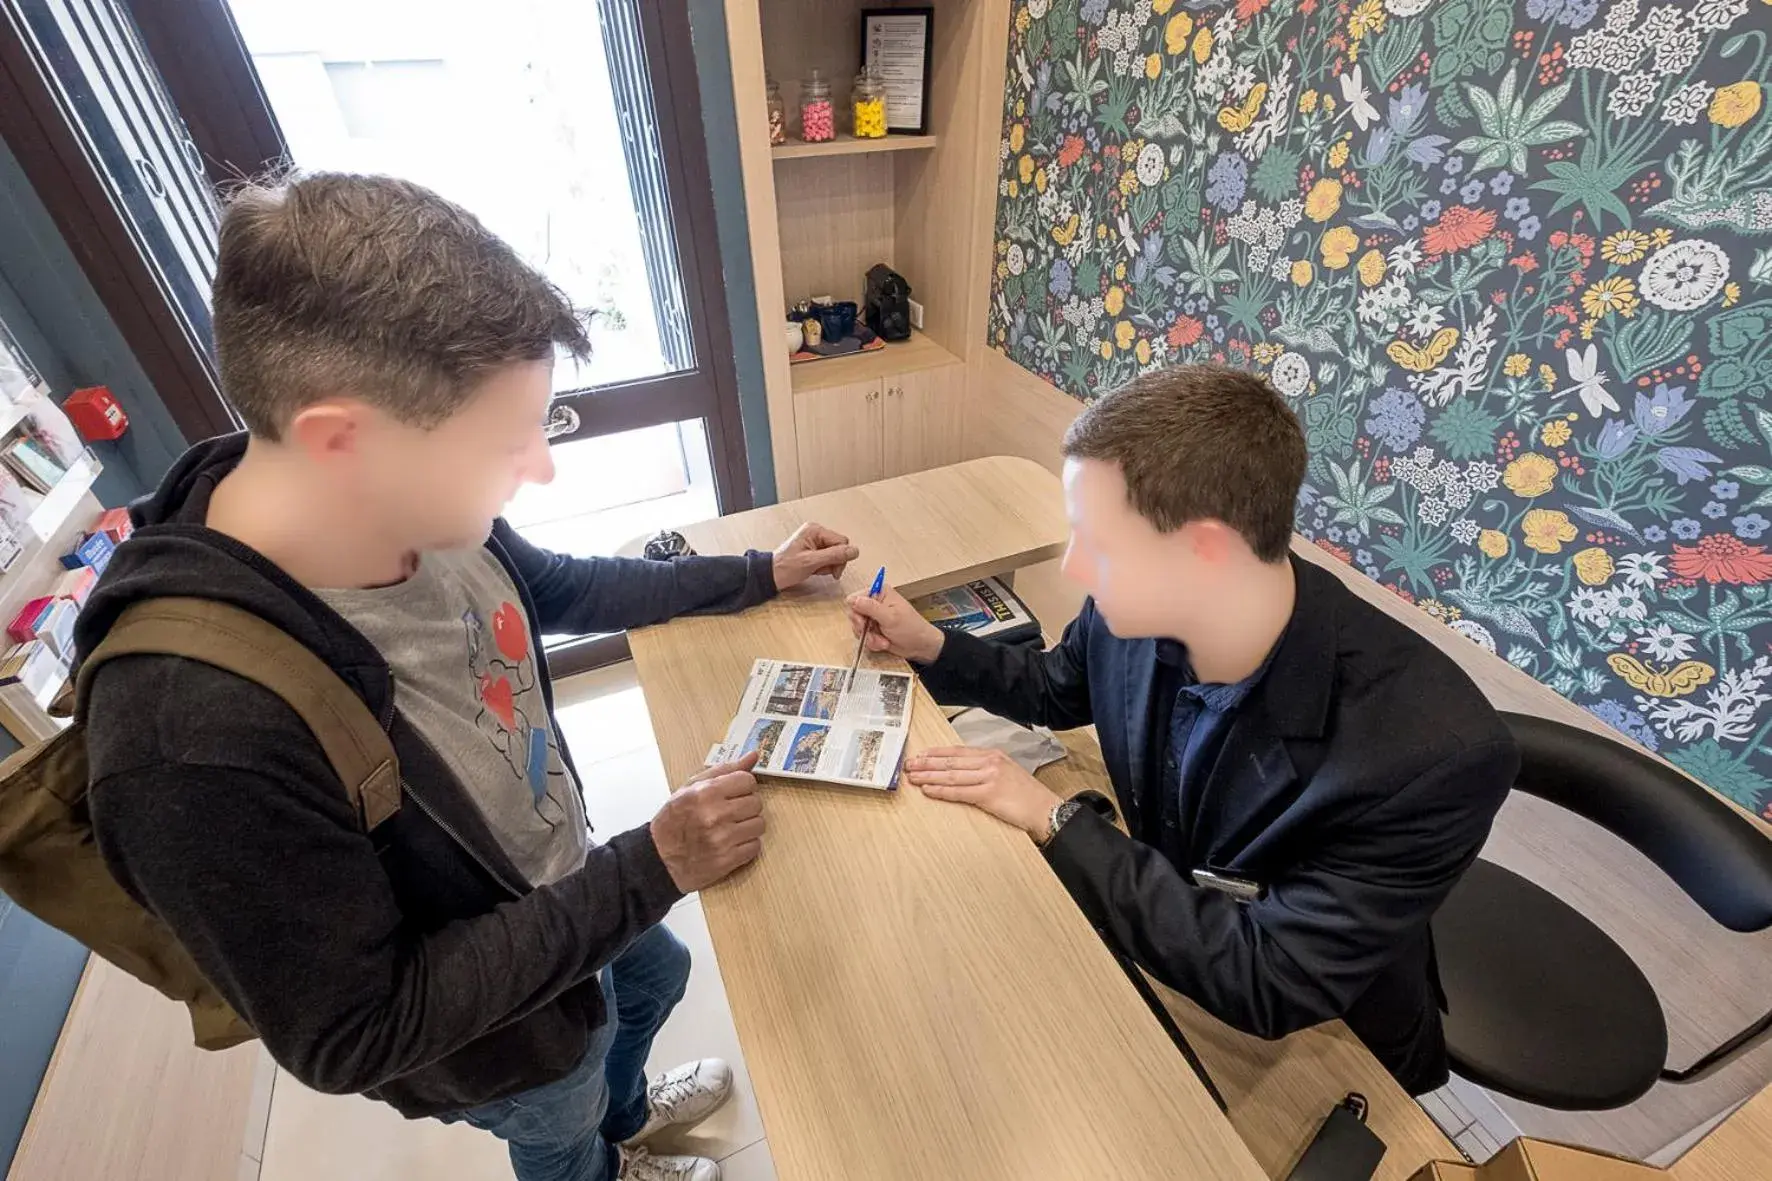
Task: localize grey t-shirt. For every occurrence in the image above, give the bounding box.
[318,548,588,887]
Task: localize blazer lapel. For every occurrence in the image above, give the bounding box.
[1188,717,1302,866]
[1119,638,1164,835]
[1188,556,1343,865]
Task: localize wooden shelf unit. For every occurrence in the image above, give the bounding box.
[728,0,1002,499]
[771,133,938,161]
[789,329,958,393]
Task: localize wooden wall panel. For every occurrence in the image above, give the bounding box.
[773,154,897,307]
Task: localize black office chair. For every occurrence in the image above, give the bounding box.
[1431,712,1772,1111]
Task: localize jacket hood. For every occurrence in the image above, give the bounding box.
[72,433,391,704]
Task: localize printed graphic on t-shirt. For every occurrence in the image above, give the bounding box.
[463,601,568,823]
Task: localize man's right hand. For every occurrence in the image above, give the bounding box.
[651,753,764,893]
[847,585,946,665]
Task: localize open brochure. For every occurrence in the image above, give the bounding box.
[706,659,912,790]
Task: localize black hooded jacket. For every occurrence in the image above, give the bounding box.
[78,434,776,1116]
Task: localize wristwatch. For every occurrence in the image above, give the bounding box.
[1037,799,1084,849]
[642,529,696,561]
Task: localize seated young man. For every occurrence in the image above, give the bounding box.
[80,173,860,1181]
[847,366,1518,1093]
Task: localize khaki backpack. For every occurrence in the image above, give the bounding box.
[0,596,401,1049]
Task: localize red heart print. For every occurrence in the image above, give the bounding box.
[480,673,516,730]
[493,602,528,663]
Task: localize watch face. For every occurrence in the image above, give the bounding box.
[643,530,692,560]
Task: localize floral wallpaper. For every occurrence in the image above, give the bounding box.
[988,0,1772,815]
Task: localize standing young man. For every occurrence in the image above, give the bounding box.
[847,366,1518,1093]
[79,174,857,1181]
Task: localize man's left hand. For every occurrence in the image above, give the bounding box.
[904,746,1065,840]
[772,522,859,590]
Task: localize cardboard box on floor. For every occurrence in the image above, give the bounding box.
[1410,1138,1662,1181]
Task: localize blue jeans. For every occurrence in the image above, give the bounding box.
[437,923,692,1181]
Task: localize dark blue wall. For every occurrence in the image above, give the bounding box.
[0,145,192,510]
[0,895,87,1171]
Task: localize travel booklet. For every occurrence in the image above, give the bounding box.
[909,576,1041,645]
[706,659,913,790]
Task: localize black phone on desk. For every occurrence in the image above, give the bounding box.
[1284,1093,1386,1181]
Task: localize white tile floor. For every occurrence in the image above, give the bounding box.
[251,663,778,1181]
[1416,1074,1525,1165]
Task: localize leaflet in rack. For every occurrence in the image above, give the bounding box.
[707,659,913,790]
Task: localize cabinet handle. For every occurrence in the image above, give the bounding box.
[888,385,900,398]
[868,390,880,402]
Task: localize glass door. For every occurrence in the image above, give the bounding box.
[10,0,747,669]
[204,0,748,669]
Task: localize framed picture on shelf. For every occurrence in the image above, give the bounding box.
[861,7,932,136]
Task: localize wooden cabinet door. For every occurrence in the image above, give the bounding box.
[884,364,967,479]
[793,378,884,495]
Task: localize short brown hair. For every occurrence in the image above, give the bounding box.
[1062,365,1306,562]
[211,172,590,440]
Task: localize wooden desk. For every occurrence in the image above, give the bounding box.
[629,458,1265,1180]
[668,454,1070,599]
[1036,729,1458,1181]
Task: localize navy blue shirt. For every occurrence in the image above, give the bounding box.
[1145,638,1279,864]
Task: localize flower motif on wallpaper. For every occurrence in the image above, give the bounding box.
[989,0,1772,814]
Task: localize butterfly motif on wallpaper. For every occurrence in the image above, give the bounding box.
[1386,327,1460,372]
[1607,654,1715,698]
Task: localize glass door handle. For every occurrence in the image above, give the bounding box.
[545,403,582,439]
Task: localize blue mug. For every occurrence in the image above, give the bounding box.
[817,301,858,343]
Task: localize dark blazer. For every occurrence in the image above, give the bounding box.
[917,557,1518,1093]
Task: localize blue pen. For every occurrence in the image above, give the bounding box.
[848,566,887,689]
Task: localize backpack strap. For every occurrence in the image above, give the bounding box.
[73,597,401,830]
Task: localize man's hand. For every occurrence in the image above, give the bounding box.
[772,522,859,590]
[650,752,765,893]
[847,584,946,665]
[903,746,1064,840]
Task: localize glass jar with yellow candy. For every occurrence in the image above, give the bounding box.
[852,68,887,139]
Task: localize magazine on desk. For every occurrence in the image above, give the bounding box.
[706,659,913,790]
[909,575,1041,645]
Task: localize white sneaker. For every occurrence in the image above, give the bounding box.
[622,1058,734,1146]
[618,1145,719,1181]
